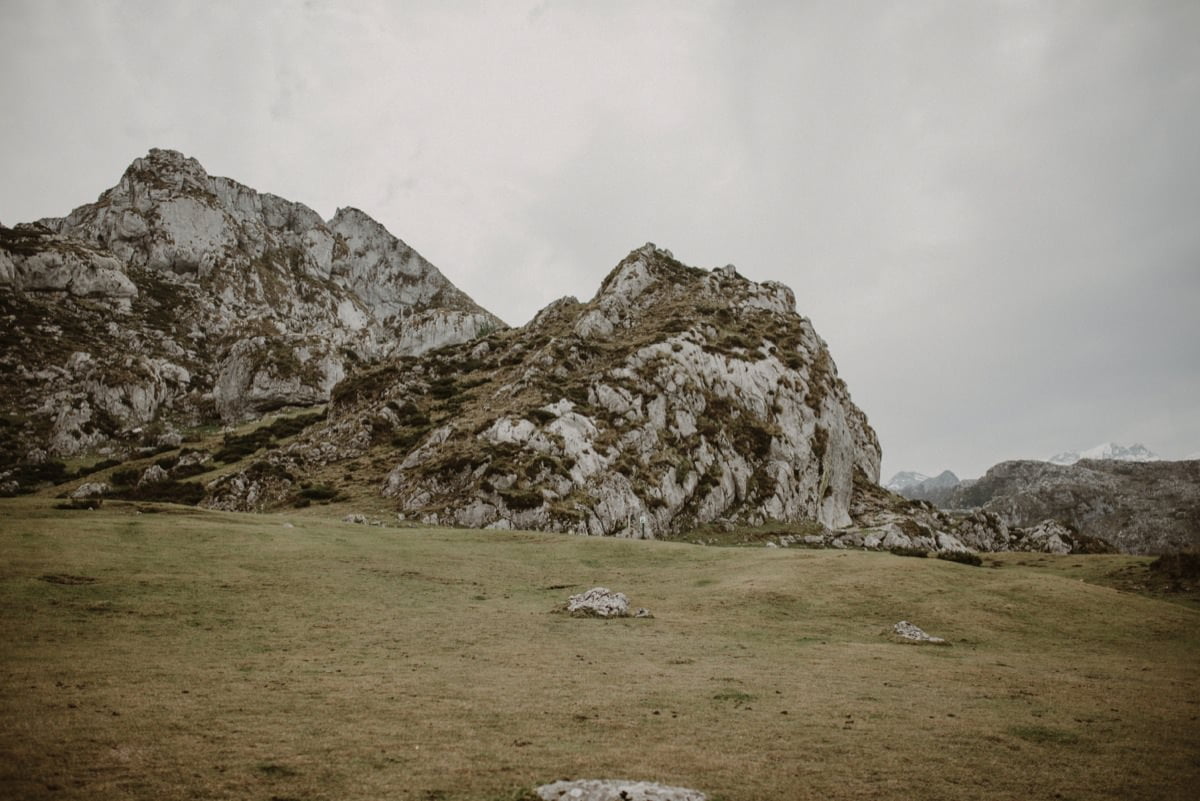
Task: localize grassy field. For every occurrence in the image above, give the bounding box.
[1,498,1197,801]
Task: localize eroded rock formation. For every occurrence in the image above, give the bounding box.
[208,244,882,536]
[0,149,502,476]
[942,459,1200,554]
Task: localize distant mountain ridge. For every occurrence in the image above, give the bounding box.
[1048,442,1159,466]
[941,459,1199,554]
[887,440,1197,553]
[883,471,928,492]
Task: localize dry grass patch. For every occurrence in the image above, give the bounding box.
[1,497,1197,801]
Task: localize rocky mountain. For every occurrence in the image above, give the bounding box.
[940,459,1200,554]
[845,475,1113,556]
[1048,442,1159,465]
[0,149,502,481]
[887,469,965,505]
[207,244,883,536]
[883,471,928,492]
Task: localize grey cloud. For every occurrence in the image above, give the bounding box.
[0,0,1196,477]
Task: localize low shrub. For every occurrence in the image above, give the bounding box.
[392,426,431,452]
[171,462,212,479]
[112,480,205,505]
[298,485,339,501]
[245,460,295,482]
[77,458,122,476]
[525,454,562,479]
[499,488,544,511]
[1149,551,1200,580]
[936,550,983,567]
[54,498,103,510]
[110,468,141,487]
[524,408,557,425]
[889,546,928,558]
[428,377,458,399]
[10,461,69,486]
[266,410,326,440]
[213,428,274,463]
[389,402,429,428]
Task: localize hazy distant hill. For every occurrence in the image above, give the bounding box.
[1048,442,1160,465]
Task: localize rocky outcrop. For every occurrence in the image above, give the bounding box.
[0,149,502,478]
[207,245,882,536]
[940,459,1200,554]
[0,227,137,306]
[844,471,1113,555]
[565,587,651,618]
[891,621,947,645]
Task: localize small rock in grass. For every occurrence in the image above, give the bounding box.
[535,779,706,801]
[891,620,948,644]
[71,482,109,499]
[566,587,652,619]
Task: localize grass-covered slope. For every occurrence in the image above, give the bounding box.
[1,498,1197,801]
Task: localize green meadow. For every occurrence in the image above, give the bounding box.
[1,497,1196,800]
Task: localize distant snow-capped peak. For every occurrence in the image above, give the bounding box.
[884,471,929,492]
[1048,442,1160,466]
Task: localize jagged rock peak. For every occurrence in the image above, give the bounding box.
[0,148,504,473]
[567,245,800,345]
[592,244,795,315]
[122,147,212,190]
[207,245,881,537]
[330,205,384,229]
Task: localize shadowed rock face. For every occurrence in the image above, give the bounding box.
[208,245,882,536]
[0,149,502,472]
[943,458,1200,554]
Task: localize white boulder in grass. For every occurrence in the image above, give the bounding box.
[71,482,109,499]
[566,587,652,618]
[536,779,706,801]
[892,621,948,644]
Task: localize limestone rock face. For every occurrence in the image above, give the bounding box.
[0,227,136,306]
[0,149,502,476]
[209,244,882,537]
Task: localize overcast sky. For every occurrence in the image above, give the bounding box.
[2,0,1197,479]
